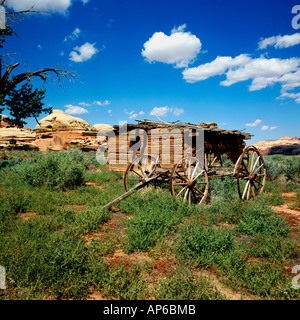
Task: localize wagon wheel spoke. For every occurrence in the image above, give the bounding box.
[175,171,188,182]
[124,155,157,192]
[253,179,264,187]
[242,180,250,200]
[171,156,209,205]
[184,188,189,202]
[253,163,264,174]
[176,186,187,197]
[252,180,260,191]
[191,188,199,202]
[194,169,205,181]
[131,169,144,179]
[251,156,260,172]
[191,162,199,179]
[137,163,145,176]
[194,187,205,197]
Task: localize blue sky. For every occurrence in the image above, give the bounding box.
[2,0,300,143]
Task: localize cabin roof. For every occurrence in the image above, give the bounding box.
[112,119,253,140]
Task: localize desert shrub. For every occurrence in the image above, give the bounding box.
[281,158,300,182]
[0,215,91,299]
[0,174,32,217]
[205,198,245,225]
[209,177,238,203]
[93,261,147,299]
[265,160,282,180]
[0,157,23,170]
[9,138,16,145]
[65,207,109,236]
[154,267,225,300]
[248,235,298,262]
[122,190,195,252]
[95,170,123,185]
[238,200,291,237]
[217,248,299,299]
[12,149,87,190]
[175,224,233,268]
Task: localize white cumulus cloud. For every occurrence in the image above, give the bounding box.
[64,27,81,42]
[261,125,269,131]
[142,24,202,68]
[221,57,300,89]
[79,100,110,107]
[150,106,170,117]
[69,42,98,63]
[258,33,300,49]
[150,106,184,117]
[183,54,251,82]
[6,0,88,13]
[65,104,88,115]
[183,54,300,102]
[245,119,262,127]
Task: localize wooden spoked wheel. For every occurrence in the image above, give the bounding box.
[170,156,209,205]
[236,146,266,200]
[124,155,157,192]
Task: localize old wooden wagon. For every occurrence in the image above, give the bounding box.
[102,119,267,209]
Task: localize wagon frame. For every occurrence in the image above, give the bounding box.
[102,120,267,210]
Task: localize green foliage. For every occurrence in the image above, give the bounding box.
[9,138,16,145]
[89,259,147,299]
[0,26,13,50]
[175,224,233,268]
[265,160,282,180]
[0,156,23,169]
[282,158,300,182]
[0,175,32,217]
[4,82,50,127]
[95,170,123,185]
[154,267,225,300]
[122,191,194,252]
[0,216,90,299]
[265,155,300,182]
[238,200,291,238]
[0,148,299,300]
[65,208,109,236]
[12,149,87,190]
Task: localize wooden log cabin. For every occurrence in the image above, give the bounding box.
[106,119,252,172]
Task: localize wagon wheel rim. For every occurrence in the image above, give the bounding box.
[170,156,209,205]
[236,146,266,200]
[124,155,157,192]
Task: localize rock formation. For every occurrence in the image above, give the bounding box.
[254,136,300,155]
[0,115,36,150]
[0,110,113,152]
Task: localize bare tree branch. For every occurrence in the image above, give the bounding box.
[0,62,19,86]
[0,64,76,100]
[2,3,50,22]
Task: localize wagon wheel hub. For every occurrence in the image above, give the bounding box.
[187,179,196,188]
[248,172,257,181]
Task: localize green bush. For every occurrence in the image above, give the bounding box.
[0,174,32,217]
[122,191,194,252]
[281,158,300,182]
[265,160,282,180]
[175,224,233,268]
[12,149,87,190]
[154,267,225,300]
[238,201,291,238]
